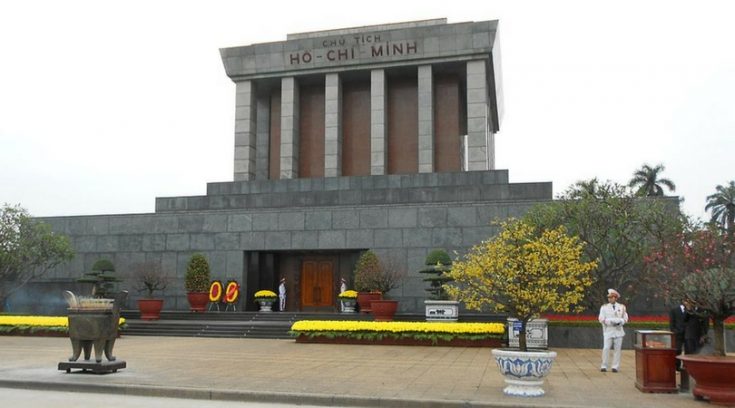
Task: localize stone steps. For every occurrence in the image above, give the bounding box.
[120,310,505,339]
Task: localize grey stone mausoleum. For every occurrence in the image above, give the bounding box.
[31,18,552,314]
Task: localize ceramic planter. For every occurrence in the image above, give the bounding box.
[678,355,735,405]
[258,299,275,312]
[187,292,209,312]
[491,348,557,397]
[340,298,356,313]
[356,292,381,313]
[137,298,163,320]
[370,299,398,321]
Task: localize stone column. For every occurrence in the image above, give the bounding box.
[324,73,342,177]
[370,69,387,175]
[418,65,434,173]
[233,80,256,181]
[466,60,494,170]
[280,77,299,179]
[255,93,271,180]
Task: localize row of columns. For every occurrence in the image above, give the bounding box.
[233,60,493,181]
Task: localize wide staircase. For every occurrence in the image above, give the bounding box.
[121,310,503,339]
[120,310,374,339]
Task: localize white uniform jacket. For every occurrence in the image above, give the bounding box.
[598,302,628,339]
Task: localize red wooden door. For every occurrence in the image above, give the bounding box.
[301,260,334,308]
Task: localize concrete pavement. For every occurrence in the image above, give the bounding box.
[0,335,705,407]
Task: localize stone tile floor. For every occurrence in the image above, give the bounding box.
[0,336,709,407]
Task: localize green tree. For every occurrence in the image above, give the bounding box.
[446,219,596,351]
[567,177,602,199]
[705,181,735,238]
[185,253,211,292]
[524,181,683,310]
[628,163,676,197]
[0,204,74,311]
[644,223,734,356]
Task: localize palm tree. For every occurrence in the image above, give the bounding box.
[567,178,600,199]
[628,163,676,196]
[705,181,735,238]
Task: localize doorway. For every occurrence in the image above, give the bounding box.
[300,258,334,309]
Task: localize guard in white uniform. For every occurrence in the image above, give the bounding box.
[339,278,347,312]
[278,278,286,312]
[598,288,628,372]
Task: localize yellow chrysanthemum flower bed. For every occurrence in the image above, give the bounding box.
[290,320,505,343]
[0,315,126,335]
[254,290,277,299]
[337,290,358,299]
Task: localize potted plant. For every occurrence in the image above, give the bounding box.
[132,261,167,320]
[644,223,735,405]
[368,253,406,321]
[77,259,122,298]
[446,219,596,397]
[185,253,210,312]
[353,250,383,313]
[338,290,358,313]
[254,290,277,312]
[419,249,459,321]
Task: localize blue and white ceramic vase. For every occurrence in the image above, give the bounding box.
[491,348,557,397]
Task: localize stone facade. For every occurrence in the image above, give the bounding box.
[35,170,551,313]
[15,19,554,314]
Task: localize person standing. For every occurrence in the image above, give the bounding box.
[669,300,687,370]
[339,278,347,312]
[684,301,709,355]
[278,278,286,312]
[598,288,628,373]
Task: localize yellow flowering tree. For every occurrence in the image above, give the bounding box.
[446,219,597,351]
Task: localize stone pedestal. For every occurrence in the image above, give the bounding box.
[58,360,126,374]
[425,300,459,322]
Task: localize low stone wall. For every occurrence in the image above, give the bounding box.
[548,326,735,351]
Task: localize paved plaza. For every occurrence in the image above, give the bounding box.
[0,335,708,407]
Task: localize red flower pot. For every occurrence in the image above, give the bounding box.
[678,355,735,405]
[187,292,209,312]
[371,299,398,321]
[137,298,164,320]
[356,292,382,313]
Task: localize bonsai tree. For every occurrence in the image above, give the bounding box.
[185,253,210,293]
[132,261,167,298]
[644,223,734,356]
[353,250,382,293]
[446,219,597,351]
[353,250,405,295]
[419,249,453,300]
[77,259,122,298]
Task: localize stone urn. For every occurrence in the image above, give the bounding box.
[491,348,557,397]
[340,298,356,313]
[258,299,275,312]
[60,290,128,372]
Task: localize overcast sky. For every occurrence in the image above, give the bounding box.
[1,0,733,221]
